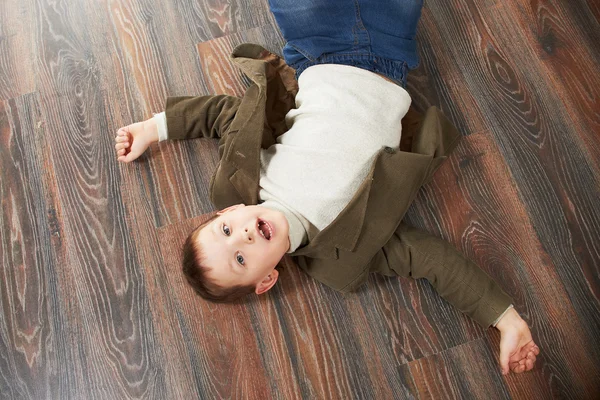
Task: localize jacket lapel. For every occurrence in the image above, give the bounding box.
[227,45,299,206]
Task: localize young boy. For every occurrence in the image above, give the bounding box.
[114,0,539,375]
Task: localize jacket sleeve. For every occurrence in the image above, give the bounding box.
[164,95,241,140]
[368,223,514,328]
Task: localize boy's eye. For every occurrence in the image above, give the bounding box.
[236,253,244,265]
[222,224,231,236]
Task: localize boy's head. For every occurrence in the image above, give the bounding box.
[182,204,290,302]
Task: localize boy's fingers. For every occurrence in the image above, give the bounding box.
[500,351,510,375]
[526,359,534,370]
[516,365,525,373]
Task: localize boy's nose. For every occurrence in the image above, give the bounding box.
[243,227,254,243]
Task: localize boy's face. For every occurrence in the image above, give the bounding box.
[196,204,290,294]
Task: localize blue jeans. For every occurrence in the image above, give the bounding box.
[268,0,424,88]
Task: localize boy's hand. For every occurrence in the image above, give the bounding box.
[115,118,159,163]
[495,308,540,375]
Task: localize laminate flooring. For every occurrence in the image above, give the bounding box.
[1,0,599,398]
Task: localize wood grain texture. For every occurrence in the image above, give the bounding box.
[485,0,600,317]
[406,5,490,136]
[0,94,55,399]
[1,0,599,398]
[507,0,600,173]
[0,0,35,100]
[198,25,285,97]
[195,0,271,39]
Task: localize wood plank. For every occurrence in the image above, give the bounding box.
[0,93,78,399]
[195,0,271,39]
[407,339,507,398]
[407,5,490,135]
[499,0,600,172]
[0,94,51,399]
[465,7,600,363]
[0,0,35,99]
[35,93,161,398]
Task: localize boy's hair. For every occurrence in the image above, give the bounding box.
[182,213,283,303]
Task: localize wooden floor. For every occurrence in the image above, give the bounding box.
[1,0,599,398]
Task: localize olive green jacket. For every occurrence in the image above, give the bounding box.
[165,43,513,328]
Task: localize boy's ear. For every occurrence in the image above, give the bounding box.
[217,203,245,215]
[255,269,279,295]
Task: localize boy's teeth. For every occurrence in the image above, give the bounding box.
[258,220,272,240]
[267,223,273,239]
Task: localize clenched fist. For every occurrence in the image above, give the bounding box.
[115,118,159,163]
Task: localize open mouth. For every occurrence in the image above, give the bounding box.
[257,219,273,240]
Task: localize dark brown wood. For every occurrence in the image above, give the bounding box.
[0,95,54,399]
[1,0,599,398]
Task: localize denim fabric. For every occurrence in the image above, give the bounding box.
[268,0,424,88]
